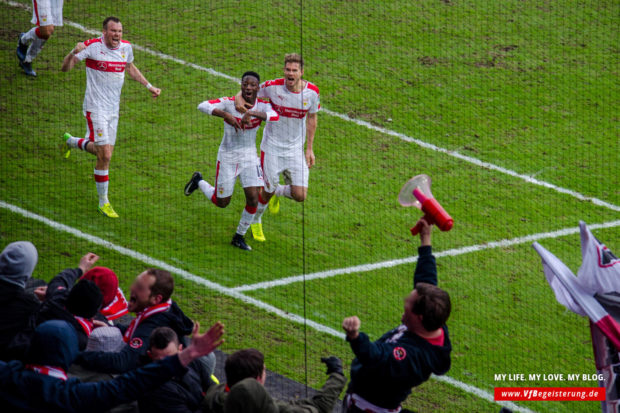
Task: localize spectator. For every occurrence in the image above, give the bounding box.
[8,252,102,359]
[82,266,129,323]
[341,218,452,412]
[0,241,40,360]
[204,349,346,413]
[77,268,214,375]
[0,319,224,412]
[138,326,214,413]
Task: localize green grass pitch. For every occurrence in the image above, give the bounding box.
[1,0,618,411]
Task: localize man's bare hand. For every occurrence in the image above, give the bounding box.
[224,113,242,132]
[342,316,361,340]
[305,148,315,168]
[34,286,47,302]
[148,86,161,99]
[78,253,99,274]
[416,217,432,247]
[178,321,225,367]
[234,92,252,114]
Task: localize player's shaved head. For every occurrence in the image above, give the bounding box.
[103,17,121,30]
[242,71,260,84]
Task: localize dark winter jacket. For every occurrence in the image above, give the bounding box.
[77,301,194,373]
[0,320,191,413]
[346,245,452,409]
[0,281,40,361]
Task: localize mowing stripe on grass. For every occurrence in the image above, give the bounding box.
[233,219,620,292]
[3,0,618,214]
[0,200,534,413]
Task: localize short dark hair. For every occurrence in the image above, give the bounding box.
[242,71,260,84]
[225,349,264,387]
[149,326,179,350]
[412,282,451,331]
[103,17,121,30]
[145,268,174,302]
[284,53,304,68]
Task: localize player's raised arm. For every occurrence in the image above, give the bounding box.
[61,42,85,72]
[126,63,161,99]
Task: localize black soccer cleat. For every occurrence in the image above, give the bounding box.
[231,233,252,251]
[184,171,202,196]
[17,33,28,63]
[19,60,36,77]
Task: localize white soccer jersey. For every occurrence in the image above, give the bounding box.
[198,97,279,163]
[258,79,320,155]
[76,37,134,114]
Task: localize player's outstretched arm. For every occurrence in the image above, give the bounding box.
[61,42,85,72]
[126,63,161,99]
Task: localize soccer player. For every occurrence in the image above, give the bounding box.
[60,16,161,218]
[16,0,64,77]
[184,72,279,251]
[235,53,320,242]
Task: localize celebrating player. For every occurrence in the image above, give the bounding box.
[60,17,161,218]
[16,0,64,77]
[235,53,320,242]
[184,71,279,251]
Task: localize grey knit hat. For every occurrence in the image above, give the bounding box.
[0,241,38,288]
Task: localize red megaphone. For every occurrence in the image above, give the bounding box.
[398,174,454,236]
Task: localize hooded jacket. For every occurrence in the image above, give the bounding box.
[0,320,190,413]
[78,300,194,373]
[0,242,41,360]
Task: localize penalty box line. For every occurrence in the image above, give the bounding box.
[234,220,620,292]
[3,0,618,215]
[0,200,534,413]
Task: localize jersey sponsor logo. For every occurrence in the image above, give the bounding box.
[129,337,143,349]
[393,346,407,361]
[85,59,127,73]
[270,103,308,119]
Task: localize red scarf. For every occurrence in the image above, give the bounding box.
[101,288,129,321]
[123,299,172,343]
[25,364,68,381]
[73,316,94,336]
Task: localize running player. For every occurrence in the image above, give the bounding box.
[60,17,161,218]
[184,72,279,251]
[235,53,320,242]
[17,0,64,77]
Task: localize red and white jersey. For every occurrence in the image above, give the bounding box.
[198,96,279,163]
[258,79,320,155]
[75,37,134,114]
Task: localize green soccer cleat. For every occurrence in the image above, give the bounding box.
[268,195,280,214]
[98,203,119,218]
[61,133,72,158]
[250,223,266,242]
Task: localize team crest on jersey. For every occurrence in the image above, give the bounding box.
[303,101,309,107]
[121,53,126,59]
[393,347,407,361]
[41,15,48,22]
[97,61,108,71]
[96,128,103,137]
[129,338,143,349]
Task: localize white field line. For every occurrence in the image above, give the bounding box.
[0,200,534,412]
[4,0,618,215]
[233,220,620,292]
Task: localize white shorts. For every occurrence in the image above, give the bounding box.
[84,111,119,146]
[214,158,263,198]
[31,0,64,27]
[260,150,309,193]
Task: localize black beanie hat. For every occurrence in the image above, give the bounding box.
[66,279,103,318]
